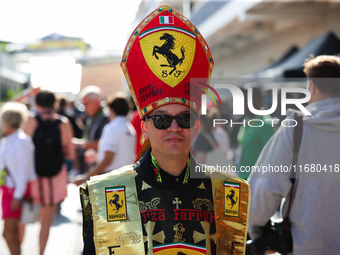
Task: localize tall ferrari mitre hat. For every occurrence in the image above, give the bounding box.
[121,4,214,119]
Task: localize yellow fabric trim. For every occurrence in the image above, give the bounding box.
[87,165,144,255]
[208,169,250,255]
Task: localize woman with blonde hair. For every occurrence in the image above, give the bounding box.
[0,102,36,255]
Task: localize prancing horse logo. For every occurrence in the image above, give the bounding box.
[152,33,185,75]
[109,194,124,213]
[226,189,238,209]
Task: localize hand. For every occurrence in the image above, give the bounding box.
[265,250,276,254]
[72,174,88,186]
[10,199,21,211]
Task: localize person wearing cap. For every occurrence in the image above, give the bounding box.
[80,5,250,255]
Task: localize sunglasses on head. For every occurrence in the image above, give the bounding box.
[143,114,199,129]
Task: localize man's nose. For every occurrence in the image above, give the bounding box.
[168,118,181,131]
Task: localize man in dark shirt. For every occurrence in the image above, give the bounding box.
[80,86,109,150]
[73,86,109,174]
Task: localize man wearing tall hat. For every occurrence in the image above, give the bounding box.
[81,5,250,255]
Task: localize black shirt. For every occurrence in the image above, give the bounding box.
[83,150,216,255]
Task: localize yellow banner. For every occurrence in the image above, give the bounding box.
[87,166,144,255]
[210,170,250,255]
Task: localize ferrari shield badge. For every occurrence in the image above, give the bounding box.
[139,27,196,88]
[105,186,127,221]
[224,182,240,217]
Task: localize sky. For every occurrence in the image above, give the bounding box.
[0,0,142,51]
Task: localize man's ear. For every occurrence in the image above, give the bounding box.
[141,120,149,140]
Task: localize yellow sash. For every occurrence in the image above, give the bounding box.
[86,165,144,255]
[210,170,250,255]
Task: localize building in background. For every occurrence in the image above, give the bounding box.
[1,33,124,100]
[134,0,340,78]
[191,0,340,78]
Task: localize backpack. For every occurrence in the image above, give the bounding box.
[33,115,63,177]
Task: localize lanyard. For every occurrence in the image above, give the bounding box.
[150,152,191,184]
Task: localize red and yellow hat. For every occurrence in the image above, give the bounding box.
[121,4,214,119]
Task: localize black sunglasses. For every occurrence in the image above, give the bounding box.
[143,114,199,129]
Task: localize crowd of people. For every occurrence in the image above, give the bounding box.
[0,87,137,255]
[1,4,340,255]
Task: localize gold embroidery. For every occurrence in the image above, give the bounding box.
[193,221,217,255]
[197,182,206,189]
[139,197,161,212]
[115,232,142,246]
[144,221,166,255]
[192,198,214,211]
[173,223,186,242]
[173,197,182,209]
[141,181,152,191]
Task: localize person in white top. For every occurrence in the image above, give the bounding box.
[73,94,136,185]
[213,126,234,161]
[0,102,36,255]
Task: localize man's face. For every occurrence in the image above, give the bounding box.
[82,95,101,117]
[141,104,199,158]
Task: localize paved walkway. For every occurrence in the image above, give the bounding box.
[0,184,83,255]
